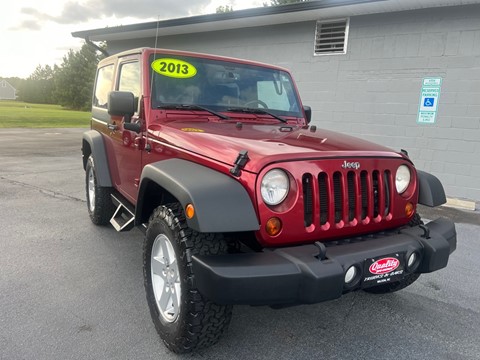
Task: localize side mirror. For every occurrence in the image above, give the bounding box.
[303,105,312,124]
[108,91,135,123]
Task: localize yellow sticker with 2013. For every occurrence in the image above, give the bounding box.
[152,58,197,79]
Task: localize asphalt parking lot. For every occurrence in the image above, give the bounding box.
[1,128,479,360]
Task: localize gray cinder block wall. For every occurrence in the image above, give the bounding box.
[109,4,480,203]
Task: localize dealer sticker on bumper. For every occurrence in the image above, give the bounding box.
[362,253,405,288]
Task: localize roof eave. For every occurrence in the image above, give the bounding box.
[72,0,385,41]
[72,0,480,42]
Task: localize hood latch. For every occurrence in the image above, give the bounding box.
[230,150,249,177]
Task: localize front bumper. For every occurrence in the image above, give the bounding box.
[192,218,456,306]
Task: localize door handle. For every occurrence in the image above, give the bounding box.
[108,124,118,131]
[134,137,145,150]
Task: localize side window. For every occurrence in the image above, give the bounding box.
[118,61,141,112]
[93,64,114,109]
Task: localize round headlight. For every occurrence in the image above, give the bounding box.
[261,169,289,206]
[396,165,411,194]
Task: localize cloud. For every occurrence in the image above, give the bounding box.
[95,0,211,19]
[11,19,42,31]
[15,0,214,30]
[9,8,53,30]
[55,2,100,24]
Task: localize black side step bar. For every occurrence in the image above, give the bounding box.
[110,194,135,232]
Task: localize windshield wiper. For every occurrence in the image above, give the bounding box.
[157,103,230,120]
[227,107,287,123]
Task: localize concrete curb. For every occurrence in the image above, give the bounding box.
[444,197,477,211]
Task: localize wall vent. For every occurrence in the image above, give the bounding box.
[314,18,349,55]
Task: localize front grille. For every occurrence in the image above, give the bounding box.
[319,172,328,225]
[303,169,393,229]
[302,174,313,227]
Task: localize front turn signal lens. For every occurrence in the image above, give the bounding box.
[266,217,282,236]
[405,202,414,218]
[185,204,195,219]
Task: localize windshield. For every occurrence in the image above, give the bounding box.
[149,54,302,117]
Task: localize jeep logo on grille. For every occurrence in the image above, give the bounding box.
[341,161,361,170]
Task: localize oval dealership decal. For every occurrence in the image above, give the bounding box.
[151,58,197,79]
[369,257,400,275]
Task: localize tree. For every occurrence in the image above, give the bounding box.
[265,0,309,5]
[216,5,234,13]
[54,43,100,110]
[18,65,56,104]
[12,41,103,108]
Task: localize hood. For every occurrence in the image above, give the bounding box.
[149,120,402,173]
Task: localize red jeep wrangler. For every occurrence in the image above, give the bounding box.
[82,48,456,353]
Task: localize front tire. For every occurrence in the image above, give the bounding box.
[143,204,232,353]
[85,155,114,225]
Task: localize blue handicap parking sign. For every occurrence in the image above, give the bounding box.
[418,78,442,124]
[424,97,435,107]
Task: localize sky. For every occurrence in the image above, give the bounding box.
[0,0,264,79]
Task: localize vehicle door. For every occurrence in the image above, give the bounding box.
[109,57,143,204]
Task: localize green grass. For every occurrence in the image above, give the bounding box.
[0,101,90,128]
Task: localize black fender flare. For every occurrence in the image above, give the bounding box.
[136,159,260,233]
[417,170,446,207]
[81,130,112,187]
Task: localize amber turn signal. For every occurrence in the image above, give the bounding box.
[266,217,282,236]
[405,202,414,218]
[185,204,195,219]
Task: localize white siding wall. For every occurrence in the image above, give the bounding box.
[0,80,16,100]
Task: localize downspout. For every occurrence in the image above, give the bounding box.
[85,37,109,58]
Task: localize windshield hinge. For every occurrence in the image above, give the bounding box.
[230,150,249,177]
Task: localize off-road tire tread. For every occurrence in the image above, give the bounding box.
[144,203,232,353]
[86,155,114,225]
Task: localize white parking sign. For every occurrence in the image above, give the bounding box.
[417,78,442,124]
